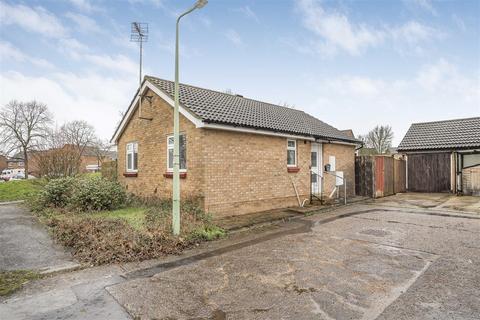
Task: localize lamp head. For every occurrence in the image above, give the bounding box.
[195,0,208,9]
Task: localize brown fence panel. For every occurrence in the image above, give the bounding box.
[383,157,395,196]
[394,159,406,193]
[355,156,374,197]
[375,156,385,197]
[356,155,406,198]
[101,160,117,181]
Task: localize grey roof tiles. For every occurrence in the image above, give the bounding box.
[146,76,359,143]
[397,117,480,151]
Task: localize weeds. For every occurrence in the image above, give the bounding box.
[0,270,41,296]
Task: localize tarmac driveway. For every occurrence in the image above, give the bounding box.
[108,204,480,320]
[0,204,78,272]
[1,197,479,320]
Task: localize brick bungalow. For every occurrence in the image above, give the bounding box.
[112,76,360,216]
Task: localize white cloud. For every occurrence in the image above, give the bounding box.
[403,0,437,15]
[302,60,480,145]
[127,0,164,8]
[0,2,67,38]
[296,0,384,56]
[452,14,466,32]
[68,0,101,13]
[0,41,54,69]
[390,21,436,44]
[83,54,138,75]
[0,71,136,140]
[236,6,259,23]
[65,12,100,33]
[225,29,244,47]
[294,0,444,57]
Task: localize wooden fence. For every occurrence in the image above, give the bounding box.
[101,160,117,181]
[355,156,406,198]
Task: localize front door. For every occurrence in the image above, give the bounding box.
[311,143,322,195]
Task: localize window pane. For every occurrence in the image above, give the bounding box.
[180,135,186,169]
[288,140,295,148]
[311,152,317,167]
[168,149,173,169]
[287,150,296,165]
[133,152,138,170]
[168,136,174,145]
[127,153,132,170]
[311,172,317,183]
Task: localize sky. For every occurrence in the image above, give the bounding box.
[0,0,479,146]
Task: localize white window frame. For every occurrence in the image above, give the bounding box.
[126,142,138,172]
[167,134,187,172]
[287,139,297,167]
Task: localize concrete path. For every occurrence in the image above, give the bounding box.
[1,198,479,319]
[0,204,78,272]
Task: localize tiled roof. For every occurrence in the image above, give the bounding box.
[146,76,359,143]
[397,117,480,151]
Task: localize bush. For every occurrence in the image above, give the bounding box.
[70,176,126,211]
[32,175,126,212]
[37,177,76,208]
[47,216,191,265]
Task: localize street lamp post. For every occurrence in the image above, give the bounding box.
[172,0,208,236]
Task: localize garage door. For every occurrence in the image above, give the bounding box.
[407,153,451,192]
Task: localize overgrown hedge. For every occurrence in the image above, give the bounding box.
[32,175,126,212]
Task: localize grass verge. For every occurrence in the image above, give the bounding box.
[0,179,45,202]
[0,270,41,297]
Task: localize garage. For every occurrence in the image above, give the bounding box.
[398,117,480,195]
[406,152,451,192]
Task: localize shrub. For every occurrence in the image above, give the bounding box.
[70,176,126,211]
[47,216,191,265]
[37,177,76,208]
[31,175,126,212]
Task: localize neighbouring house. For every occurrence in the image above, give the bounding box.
[6,156,24,170]
[81,146,117,172]
[13,146,117,177]
[397,117,480,195]
[112,76,360,216]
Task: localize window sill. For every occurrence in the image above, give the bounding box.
[123,172,138,177]
[287,167,300,173]
[163,172,187,179]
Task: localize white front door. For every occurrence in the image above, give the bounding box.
[311,143,323,195]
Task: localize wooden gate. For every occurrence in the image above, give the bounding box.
[356,156,406,198]
[407,153,451,192]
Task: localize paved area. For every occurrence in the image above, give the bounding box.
[107,205,480,319]
[1,195,479,319]
[0,204,78,272]
[370,192,480,214]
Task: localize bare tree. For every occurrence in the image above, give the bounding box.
[0,100,52,178]
[61,120,97,165]
[32,128,80,178]
[91,139,114,166]
[362,125,394,154]
[33,121,100,178]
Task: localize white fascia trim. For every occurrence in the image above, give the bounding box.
[111,81,204,143]
[202,123,315,141]
[316,139,360,147]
